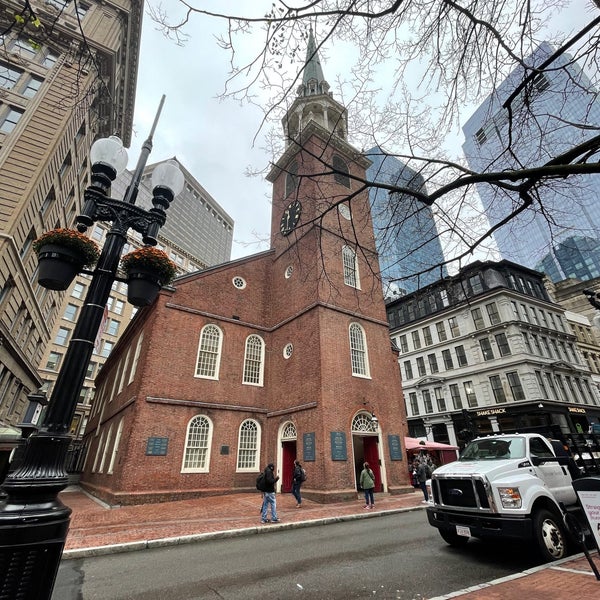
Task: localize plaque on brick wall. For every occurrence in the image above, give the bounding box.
[330,431,347,461]
[146,437,168,456]
[303,433,315,461]
[388,435,403,461]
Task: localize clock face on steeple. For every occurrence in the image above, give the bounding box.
[280,200,302,236]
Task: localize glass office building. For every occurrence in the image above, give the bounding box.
[366,147,448,297]
[462,42,600,282]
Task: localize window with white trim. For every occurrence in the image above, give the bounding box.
[236,419,260,471]
[182,415,212,472]
[242,334,265,386]
[349,322,370,377]
[342,245,360,288]
[108,418,124,474]
[128,333,143,384]
[195,324,222,379]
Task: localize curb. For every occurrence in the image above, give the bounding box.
[62,505,424,559]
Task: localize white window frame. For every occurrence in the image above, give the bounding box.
[195,324,223,380]
[242,334,265,386]
[236,419,261,471]
[181,415,213,473]
[342,245,360,289]
[349,322,370,378]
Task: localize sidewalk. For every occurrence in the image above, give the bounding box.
[60,487,600,598]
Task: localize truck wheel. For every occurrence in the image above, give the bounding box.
[439,529,469,547]
[533,509,568,562]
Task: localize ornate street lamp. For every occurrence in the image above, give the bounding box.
[0,97,183,599]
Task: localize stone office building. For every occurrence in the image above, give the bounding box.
[386,260,600,447]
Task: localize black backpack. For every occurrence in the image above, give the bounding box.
[256,471,267,492]
[300,468,307,482]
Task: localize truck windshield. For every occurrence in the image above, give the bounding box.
[460,437,526,460]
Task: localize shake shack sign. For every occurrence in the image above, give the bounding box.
[476,408,507,417]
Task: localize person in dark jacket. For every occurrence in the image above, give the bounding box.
[292,460,304,508]
[359,462,376,509]
[260,463,280,524]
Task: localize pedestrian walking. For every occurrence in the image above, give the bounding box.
[359,461,376,509]
[416,459,431,503]
[260,463,280,523]
[292,459,305,507]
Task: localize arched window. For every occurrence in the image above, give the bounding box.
[195,324,223,379]
[107,417,124,474]
[182,415,213,472]
[351,412,378,433]
[342,246,360,288]
[243,334,265,386]
[98,424,113,473]
[333,155,350,188]
[285,161,298,197]
[349,322,370,377]
[236,419,261,471]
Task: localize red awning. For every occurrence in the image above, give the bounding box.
[405,436,458,451]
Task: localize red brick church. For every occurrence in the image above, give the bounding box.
[80,34,411,505]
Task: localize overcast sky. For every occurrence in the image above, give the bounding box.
[126,1,592,263]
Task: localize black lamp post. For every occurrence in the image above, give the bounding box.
[0,98,183,599]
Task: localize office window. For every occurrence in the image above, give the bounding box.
[0,107,24,133]
[449,384,463,409]
[63,303,78,322]
[54,326,70,346]
[495,332,511,356]
[0,62,22,89]
[455,345,468,367]
[411,330,421,350]
[436,321,447,341]
[427,353,439,374]
[522,332,533,353]
[507,372,525,401]
[442,349,453,370]
[106,318,120,336]
[349,323,370,377]
[434,387,446,412]
[71,282,85,299]
[409,392,419,416]
[471,308,485,330]
[403,360,413,380]
[422,326,433,346]
[464,381,478,407]
[22,75,43,98]
[398,334,408,353]
[448,317,460,338]
[422,389,433,413]
[46,351,61,370]
[479,338,495,361]
[416,356,426,377]
[100,340,114,358]
[486,302,501,325]
[489,375,507,403]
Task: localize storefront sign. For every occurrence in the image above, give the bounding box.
[388,435,403,460]
[476,408,507,417]
[569,407,587,414]
[330,431,347,461]
[303,432,316,462]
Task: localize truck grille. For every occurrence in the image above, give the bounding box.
[433,477,490,509]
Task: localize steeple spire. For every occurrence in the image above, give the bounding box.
[282,28,348,146]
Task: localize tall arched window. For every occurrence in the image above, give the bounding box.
[349,322,370,377]
[242,334,265,386]
[333,155,350,188]
[127,333,144,385]
[182,415,213,472]
[195,324,223,379]
[108,417,124,474]
[236,419,261,471]
[342,246,360,289]
[285,160,298,197]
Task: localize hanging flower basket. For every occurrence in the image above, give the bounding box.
[33,228,100,291]
[121,246,177,307]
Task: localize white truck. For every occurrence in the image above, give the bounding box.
[426,433,594,561]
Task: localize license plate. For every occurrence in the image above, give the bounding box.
[456,525,471,537]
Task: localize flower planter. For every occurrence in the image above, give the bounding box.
[36,244,85,291]
[126,268,163,307]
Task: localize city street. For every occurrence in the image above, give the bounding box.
[54,510,543,600]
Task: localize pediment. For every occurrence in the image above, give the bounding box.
[414,376,445,387]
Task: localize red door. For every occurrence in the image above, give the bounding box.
[281,442,296,492]
[363,436,382,491]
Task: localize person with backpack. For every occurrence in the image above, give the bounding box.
[292,459,306,508]
[416,458,431,503]
[260,463,280,524]
[359,461,376,509]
